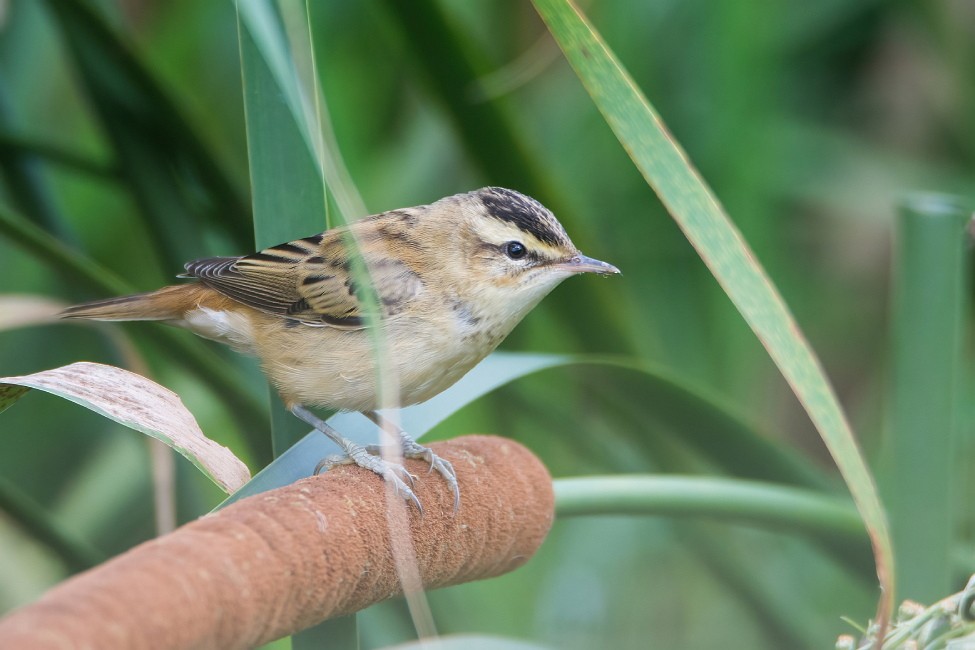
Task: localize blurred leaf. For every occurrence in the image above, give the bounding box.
[42,0,251,265]
[675,522,820,649]
[532,0,894,623]
[377,0,547,194]
[0,362,250,493]
[0,131,116,180]
[0,75,73,241]
[0,473,104,573]
[0,200,131,296]
[569,360,832,490]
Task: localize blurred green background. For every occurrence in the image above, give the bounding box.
[1,0,973,648]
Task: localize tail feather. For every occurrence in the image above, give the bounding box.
[60,286,190,322]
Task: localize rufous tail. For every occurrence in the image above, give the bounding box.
[60,285,198,322]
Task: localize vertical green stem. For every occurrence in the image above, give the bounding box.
[237,3,359,647]
[238,7,328,457]
[885,193,971,603]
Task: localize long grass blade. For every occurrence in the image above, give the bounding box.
[531,0,894,625]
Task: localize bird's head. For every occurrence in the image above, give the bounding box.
[430,187,619,325]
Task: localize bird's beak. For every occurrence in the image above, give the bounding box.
[557,254,621,275]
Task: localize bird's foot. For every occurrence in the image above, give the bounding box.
[365,438,459,512]
[315,442,421,511]
[290,404,424,510]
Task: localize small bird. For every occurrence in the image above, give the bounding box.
[61,187,619,509]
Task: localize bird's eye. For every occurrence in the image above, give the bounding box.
[503,241,527,260]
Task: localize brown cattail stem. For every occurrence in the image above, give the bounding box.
[0,435,554,650]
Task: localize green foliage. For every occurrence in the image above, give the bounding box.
[0,1,973,649]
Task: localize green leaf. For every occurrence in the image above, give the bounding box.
[531,0,893,621]
[377,0,546,193]
[0,362,250,493]
[0,130,117,180]
[0,76,74,241]
[0,200,132,297]
[567,359,832,490]
[237,2,329,246]
[0,473,104,573]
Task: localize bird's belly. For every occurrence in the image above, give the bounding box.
[254,317,498,412]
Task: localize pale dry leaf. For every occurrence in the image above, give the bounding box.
[0,362,251,493]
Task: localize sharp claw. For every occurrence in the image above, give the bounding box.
[398,466,418,488]
[382,467,422,514]
[407,489,423,515]
[416,453,459,512]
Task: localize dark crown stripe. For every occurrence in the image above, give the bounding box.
[479,187,568,247]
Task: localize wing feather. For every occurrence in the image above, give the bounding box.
[182,218,424,329]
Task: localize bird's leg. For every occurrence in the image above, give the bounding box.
[364,411,460,512]
[290,404,420,510]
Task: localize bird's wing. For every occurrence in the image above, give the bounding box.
[183,229,423,329]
